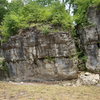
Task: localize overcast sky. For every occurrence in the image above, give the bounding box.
[8,0,11,2]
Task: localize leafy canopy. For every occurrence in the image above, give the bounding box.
[1,0,73,40]
[0,0,8,23]
[1,0,100,41]
[74,0,100,25]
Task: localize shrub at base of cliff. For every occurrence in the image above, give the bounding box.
[77,51,88,71]
[0,57,9,80]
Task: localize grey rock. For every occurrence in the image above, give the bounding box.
[78,6,100,73]
[2,28,78,81]
[76,72,100,85]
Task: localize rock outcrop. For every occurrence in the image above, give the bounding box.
[0,35,3,57]
[77,6,100,73]
[0,35,8,80]
[1,6,100,82]
[76,72,100,86]
[2,28,78,81]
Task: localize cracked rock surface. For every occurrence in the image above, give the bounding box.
[78,6,100,73]
[2,28,78,81]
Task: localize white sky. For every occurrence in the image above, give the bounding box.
[8,0,11,2]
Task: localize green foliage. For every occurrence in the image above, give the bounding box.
[1,0,27,40]
[7,0,24,13]
[21,2,52,23]
[51,2,73,29]
[74,0,100,25]
[1,0,73,40]
[36,0,59,6]
[77,51,88,63]
[1,11,29,40]
[45,56,55,62]
[40,25,50,35]
[0,58,8,71]
[75,50,88,71]
[92,0,100,5]
[0,0,8,23]
[1,0,100,41]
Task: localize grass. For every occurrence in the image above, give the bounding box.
[0,81,100,100]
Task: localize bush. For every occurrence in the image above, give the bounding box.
[0,0,8,24]
[41,26,50,35]
[1,1,73,41]
[51,2,73,29]
[0,58,8,71]
[1,12,29,40]
[74,0,100,25]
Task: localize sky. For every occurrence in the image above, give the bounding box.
[8,0,11,2]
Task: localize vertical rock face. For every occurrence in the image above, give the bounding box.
[78,6,100,73]
[0,35,8,80]
[0,35,3,57]
[2,28,78,81]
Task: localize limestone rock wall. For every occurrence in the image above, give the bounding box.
[78,6,100,73]
[0,35,3,57]
[1,6,100,81]
[0,35,8,80]
[2,28,78,81]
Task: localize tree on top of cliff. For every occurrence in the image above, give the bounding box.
[0,0,8,24]
[36,0,59,6]
[1,0,73,41]
[74,0,100,25]
[1,0,100,42]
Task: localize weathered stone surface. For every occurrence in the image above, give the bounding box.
[0,35,3,57]
[0,35,8,80]
[2,28,78,81]
[77,72,100,85]
[78,6,100,73]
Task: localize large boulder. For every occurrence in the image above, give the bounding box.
[2,27,78,81]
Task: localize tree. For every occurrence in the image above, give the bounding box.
[7,0,24,13]
[0,0,8,23]
[36,0,59,6]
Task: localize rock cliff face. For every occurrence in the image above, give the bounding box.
[0,35,8,80]
[1,6,100,81]
[2,28,78,81]
[78,6,100,73]
[0,35,3,57]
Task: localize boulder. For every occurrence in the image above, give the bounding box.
[2,27,78,81]
[77,72,100,85]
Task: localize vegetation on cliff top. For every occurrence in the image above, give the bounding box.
[74,0,100,25]
[0,0,100,41]
[1,0,73,41]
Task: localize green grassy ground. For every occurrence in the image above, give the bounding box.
[0,81,100,100]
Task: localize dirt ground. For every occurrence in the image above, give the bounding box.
[0,81,100,100]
